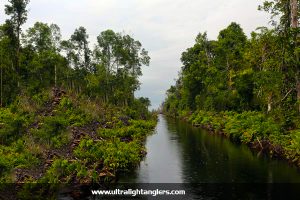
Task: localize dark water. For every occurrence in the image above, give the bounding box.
[119,115,300,199]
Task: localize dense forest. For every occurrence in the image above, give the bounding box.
[163,0,300,165]
[0,0,156,193]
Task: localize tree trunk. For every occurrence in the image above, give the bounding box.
[55,64,57,87]
[291,0,298,28]
[16,23,21,88]
[267,93,273,113]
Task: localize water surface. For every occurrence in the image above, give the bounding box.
[120,115,300,199]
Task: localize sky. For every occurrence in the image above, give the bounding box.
[0,0,271,109]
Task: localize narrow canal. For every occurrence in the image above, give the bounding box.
[120,115,300,199]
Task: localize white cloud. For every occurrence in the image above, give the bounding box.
[0,0,270,109]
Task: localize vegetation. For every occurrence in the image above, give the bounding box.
[163,0,300,166]
[0,0,150,107]
[0,0,157,190]
[0,86,156,184]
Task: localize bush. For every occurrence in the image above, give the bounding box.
[31,115,70,148]
[0,140,39,181]
[224,111,280,143]
[284,130,300,162]
[57,97,92,127]
[102,140,142,170]
[97,120,156,139]
[73,139,105,163]
[41,159,87,183]
[0,108,32,145]
[190,110,280,144]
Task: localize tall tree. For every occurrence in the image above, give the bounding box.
[217,22,247,90]
[5,0,30,86]
[94,30,150,104]
[0,23,19,105]
[260,0,300,112]
[247,28,283,112]
[70,26,91,71]
[23,22,63,91]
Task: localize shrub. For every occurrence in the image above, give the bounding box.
[31,115,70,148]
[0,108,32,145]
[285,130,300,161]
[57,97,92,127]
[190,110,280,144]
[102,140,142,170]
[97,120,156,139]
[74,138,143,171]
[0,140,39,181]
[74,139,105,163]
[41,159,85,183]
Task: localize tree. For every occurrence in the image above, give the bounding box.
[180,32,212,110]
[94,30,150,105]
[139,97,151,110]
[0,23,19,105]
[245,28,283,112]
[5,0,30,86]
[23,22,64,91]
[260,0,300,113]
[0,28,9,106]
[216,22,247,90]
[70,26,91,71]
[23,22,61,52]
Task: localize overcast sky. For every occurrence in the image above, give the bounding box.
[0,0,270,109]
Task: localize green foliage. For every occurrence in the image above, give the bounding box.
[31,115,69,148]
[102,140,142,170]
[97,120,156,139]
[48,119,155,183]
[129,119,156,130]
[190,110,280,144]
[284,131,300,162]
[223,111,280,143]
[31,90,52,108]
[0,92,156,183]
[41,159,87,183]
[73,139,104,163]
[162,0,300,168]
[74,139,143,171]
[57,97,92,127]
[1,1,151,106]
[0,108,32,145]
[30,97,92,148]
[42,139,145,183]
[0,0,156,186]
[163,15,299,119]
[123,98,152,119]
[0,139,39,182]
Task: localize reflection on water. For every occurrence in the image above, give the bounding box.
[120,115,300,184]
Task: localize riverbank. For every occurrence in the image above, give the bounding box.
[0,88,157,198]
[164,110,300,169]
